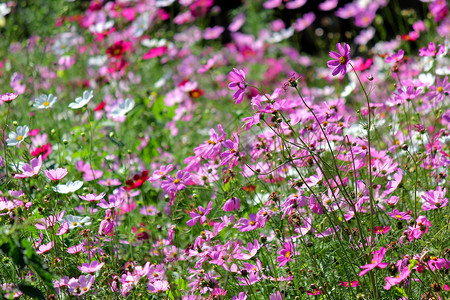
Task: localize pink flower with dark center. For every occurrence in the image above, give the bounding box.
[359,247,389,276]
[14,156,42,178]
[44,168,68,181]
[327,43,351,77]
[228,68,247,104]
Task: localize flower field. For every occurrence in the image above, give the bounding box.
[0,0,449,299]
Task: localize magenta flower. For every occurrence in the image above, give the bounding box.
[14,156,42,178]
[359,247,389,276]
[161,170,191,193]
[228,68,247,104]
[223,197,240,212]
[68,275,95,296]
[383,267,411,290]
[236,213,260,232]
[422,186,448,210]
[78,260,105,273]
[0,92,18,102]
[327,43,351,77]
[388,209,411,221]
[384,49,404,63]
[419,42,445,57]
[277,241,294,267]
[44,167,68,181]
[97,194,123,209]
[186,201,212,227]
[234,240,260,260]
[97,178,121,186]
[427,76,449,102]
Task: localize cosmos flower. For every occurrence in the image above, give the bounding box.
[14,156,42,178]
[110,98,135,118]
[6,125,29,146]
[228,68,247,104]
[327,43,351,77]
[33,94,58,109]
[44,168,68,181]
[68,90,93,109]
[53,181,83,194]
[0,92,18,102]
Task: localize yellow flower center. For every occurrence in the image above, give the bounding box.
[73,222,78,226]
[250,221,256,226]
[173,179,181,184]
[82,287,88,292]
[285,251,291,258]
[17,135,23,141]
[437,86,443,93]
[395,215,402,219]
[339,56,347,64]
[198,211,204,215]
[43,101,50,106]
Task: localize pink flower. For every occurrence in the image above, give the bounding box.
[236,213,260,232]
[148,164,174,182]
[228,68,247,104]
[68,275,95,296]
[339,281,359,287]
[388,209,411,220]
[161,170,191,193]
[147,280,169,293]
[327,43,351,77]
[422,186,448,210]
[44,168,68,181]
[293,12,315,32]
[36,241,54,254]
[79,193,105,202]
[384,49,404,63]
[223,197,240,212]
[319,0,338,11]
[269,291,283,300]
[97,194,123,209]
[78,260,104,273]
[203,26,224,40]
[419,42,445,57]
[0,92,18,102]
[97,178,121,186]
[143,46,167,60]
[359,247,389,276]
[276,241,294,267]
[186,201,212,227]
[234,240,260,260]
[383,267,411,290]
[14,156,42,178]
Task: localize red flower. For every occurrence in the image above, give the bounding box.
[94,101,106,112]
[30,143,52,160]
[106,40,131,58]
[188,89,204,99]
[125,170,149,191]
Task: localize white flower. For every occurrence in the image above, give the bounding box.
[64,215,92,229]
[69,90,93,109]
[53,180,83,194]
[6,125,29,146]
[155,0,175,7]
[111,98,135,118]
[33,94,58,109]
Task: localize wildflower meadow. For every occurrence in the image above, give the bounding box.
[0,0,449,299]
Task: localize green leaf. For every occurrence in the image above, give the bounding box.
[18,283,45,300]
